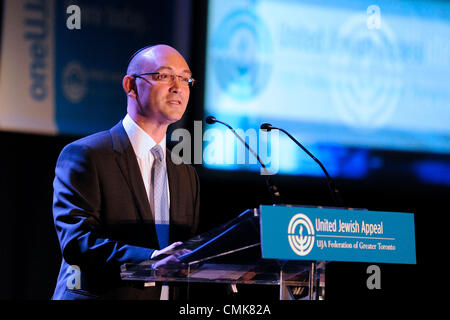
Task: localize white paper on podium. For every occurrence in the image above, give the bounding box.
[188,264,254,280]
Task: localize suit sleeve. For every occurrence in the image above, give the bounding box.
[52,142,154,270]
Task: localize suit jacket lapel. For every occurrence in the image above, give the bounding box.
[110,121,154,223]
[166,149,180,227]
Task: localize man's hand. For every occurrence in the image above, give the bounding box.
[152,241,183,258]
[151,242,191,270]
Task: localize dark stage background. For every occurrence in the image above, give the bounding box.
[0,0,446,301]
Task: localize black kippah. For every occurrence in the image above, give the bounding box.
[125,45,154,74]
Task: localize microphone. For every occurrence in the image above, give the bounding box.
[260,123,272,131]
[205,116,282,205]
[261,123,344,207]
[205,115,217,125]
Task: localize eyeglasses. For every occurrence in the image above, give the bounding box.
[133,72,196,88]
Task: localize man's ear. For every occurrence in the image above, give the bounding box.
[122,75,136,97]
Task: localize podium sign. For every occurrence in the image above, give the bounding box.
[260,205,416,264]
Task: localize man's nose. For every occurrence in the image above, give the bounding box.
[169,76,182,92]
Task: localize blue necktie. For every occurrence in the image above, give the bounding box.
[150,145,169,249]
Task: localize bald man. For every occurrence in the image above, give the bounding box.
[52,45,200,300]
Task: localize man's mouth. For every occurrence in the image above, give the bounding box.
[167,99,182,105]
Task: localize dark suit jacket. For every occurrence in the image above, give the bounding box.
[52,121,200,300]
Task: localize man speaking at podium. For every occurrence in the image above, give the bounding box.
[51,45,200,300]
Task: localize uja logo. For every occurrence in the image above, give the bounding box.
[62,61,87,104]
[288,213,315,256]
[211,9,273,101]
[329,13,402,130]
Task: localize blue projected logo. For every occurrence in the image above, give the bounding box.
[211,10,273,101]
[62,61,88,104]
[330,15,403,129]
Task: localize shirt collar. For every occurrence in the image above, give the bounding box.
[123,114,166,160]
